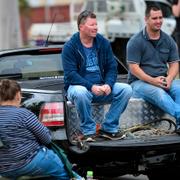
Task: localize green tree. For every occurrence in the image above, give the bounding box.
[19,0,29,13]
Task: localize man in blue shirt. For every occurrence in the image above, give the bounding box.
[62,10,132,141]
[127,5,180,133]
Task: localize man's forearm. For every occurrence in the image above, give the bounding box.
[129,64,154,84]
[167,62,179,81]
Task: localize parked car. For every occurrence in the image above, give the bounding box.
[0,45,180,180]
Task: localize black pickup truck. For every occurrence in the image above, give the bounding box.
[0,45,180,180]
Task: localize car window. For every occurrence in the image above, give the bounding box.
[0,53,63,80]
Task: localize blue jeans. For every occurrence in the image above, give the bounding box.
[1,147,82,180]
[67,83,132,135]
[131,79,180,125]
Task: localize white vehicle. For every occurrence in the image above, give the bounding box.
[28,0,176,68]
[28,0,146,45]
[106,0,146,42]
[28,0,176,43]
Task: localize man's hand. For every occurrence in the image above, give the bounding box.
[153,76,171,90]
[91,85,105,96]
[101,84,111,95]
[91,84,111,96]
[163,76,173,90]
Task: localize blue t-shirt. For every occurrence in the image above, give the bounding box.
[127,28,180,84]
[83,46,102,84]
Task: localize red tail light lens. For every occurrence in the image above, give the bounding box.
[39,102,64,126]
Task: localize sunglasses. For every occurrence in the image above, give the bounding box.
[77,10,96,27]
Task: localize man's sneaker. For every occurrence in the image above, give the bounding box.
[72,133,97,143]
[81,134,97,142]
[99,129,125,140]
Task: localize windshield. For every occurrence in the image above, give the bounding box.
[0,53,63,80]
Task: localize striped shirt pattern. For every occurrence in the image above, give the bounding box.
[0,106,51,173]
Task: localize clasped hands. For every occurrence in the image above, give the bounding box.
[154,76,172,89]
[91,84,111,96]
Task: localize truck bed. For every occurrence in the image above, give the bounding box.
[65,98,180,153]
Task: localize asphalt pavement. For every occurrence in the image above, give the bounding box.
[0,174,149,180]
[114,174,148,180]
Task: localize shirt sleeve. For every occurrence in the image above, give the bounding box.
[24,110,52,145]
[168,37,180,63]
[126,37,142,64]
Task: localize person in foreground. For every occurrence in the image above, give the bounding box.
[62,10,132,141]
[0,79,82,179]
[126,5,180,133]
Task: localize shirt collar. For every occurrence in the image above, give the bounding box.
[142,27,165,41]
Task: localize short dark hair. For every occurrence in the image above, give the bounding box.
[77,10,96,30]
[0,79,21,102]
[145,5,162,17]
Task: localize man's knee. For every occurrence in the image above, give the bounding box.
[68,85,90,98]
[123,83,133,94]
[114,83,132,97]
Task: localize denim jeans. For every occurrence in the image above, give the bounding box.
[1,147,82,180]
[131,79,180,125]
[67,82,132,135]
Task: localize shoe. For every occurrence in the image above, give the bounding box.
[81,134,97,142]
[72,133,97,143]
[99,129,125,140]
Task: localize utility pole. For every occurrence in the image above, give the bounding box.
[0,0,22,50]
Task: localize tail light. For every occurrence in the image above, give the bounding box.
[39,102,64,127]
